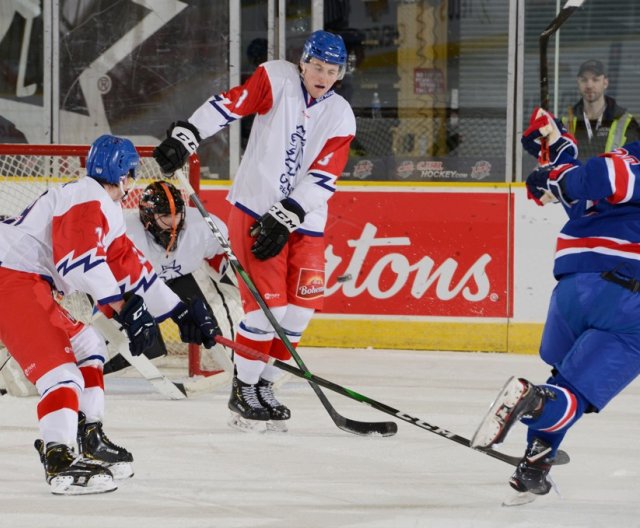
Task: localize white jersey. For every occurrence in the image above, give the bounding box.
[0,177,180,319]
[188,60,356,235]
[124,207,228,281]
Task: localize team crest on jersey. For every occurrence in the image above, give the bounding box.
[296,268,324,300]
[160,260,182,280]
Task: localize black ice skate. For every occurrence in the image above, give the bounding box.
[228,376,270,432]
[257,378,291,432]
[34,439,116,495]
[503,438,557,506]
[471,376,545,449]
[77,412,134,479]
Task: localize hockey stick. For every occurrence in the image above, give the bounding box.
[173,168,397,437]
[538,0,584,168]
[217,336,570,466]
[92,311,231,399]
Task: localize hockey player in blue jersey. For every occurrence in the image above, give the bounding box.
[471,107,640,504]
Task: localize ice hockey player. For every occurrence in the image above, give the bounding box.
[472,108,640,504]
[153,30,355,433]
[0,134,220,495]
[103,180,232,374]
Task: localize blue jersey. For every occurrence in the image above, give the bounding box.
[553,141,640,279]
[539,142,640,412]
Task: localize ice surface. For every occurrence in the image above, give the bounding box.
[2,348,640,527]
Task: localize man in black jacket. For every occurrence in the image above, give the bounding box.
[564,59,640,160]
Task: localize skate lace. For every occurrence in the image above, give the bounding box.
[94,422,126,452]
[241,385,264,409]
[258,383,280,407]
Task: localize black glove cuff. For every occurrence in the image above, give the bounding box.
[281,197,306,224]
[168,120,202,143]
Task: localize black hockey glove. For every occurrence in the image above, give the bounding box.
[250,198,306,260]
[170,298,221,349]
[113,295,159,356]
[153,120,202,174]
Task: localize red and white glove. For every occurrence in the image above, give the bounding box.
[521,107,578,166]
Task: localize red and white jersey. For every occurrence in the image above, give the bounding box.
[188,60,356,235]
[0,177,180,319]
[124,207,228,281]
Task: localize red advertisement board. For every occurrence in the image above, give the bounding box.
[200,188,513,318]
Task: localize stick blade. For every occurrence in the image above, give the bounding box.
[331,410,398,437]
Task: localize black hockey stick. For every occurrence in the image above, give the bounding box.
[539,0,584,165]
[217,335,570,466]
[173,168,397,437]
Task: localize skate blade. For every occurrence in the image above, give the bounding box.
[50,474,117,495]
[108,462,134,480]
[227,412,267,433]
[266,420,288,433]
[502,491,537,507]
[471,376,525,448]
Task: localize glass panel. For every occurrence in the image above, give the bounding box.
[0,1,45,143]
[240,0,269,155]
[56,0,230,178]
[521,0,640,178]
[332,0,510,183]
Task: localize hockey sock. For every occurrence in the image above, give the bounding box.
[37,386,80,446]
[269,328,302,362]
[78,365,104,423]
[522,382,586,456]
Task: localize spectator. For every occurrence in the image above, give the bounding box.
[564,59,640,160]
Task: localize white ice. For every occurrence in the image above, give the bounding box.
[2,348,640,528]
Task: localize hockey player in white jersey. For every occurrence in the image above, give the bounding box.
[102,180,233,374]
[0,135,221,495]
[154,30,355,432]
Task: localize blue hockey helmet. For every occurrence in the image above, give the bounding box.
[86,134,139,184]
[301,30,347,80]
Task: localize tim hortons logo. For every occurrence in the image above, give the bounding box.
[325,223,491,301]
[297,269,325,300]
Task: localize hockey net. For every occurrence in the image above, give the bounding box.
[0,144,242,379]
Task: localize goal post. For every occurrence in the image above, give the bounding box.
[0,143,236,378]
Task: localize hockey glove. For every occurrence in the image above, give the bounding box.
[113,295,159,356]
[153,120,201,174]
[250,198,306,260]
[170,299,221,349]
[526,163,576,207]
[521,107,578,166]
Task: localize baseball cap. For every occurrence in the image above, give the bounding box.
[577,59,606,77]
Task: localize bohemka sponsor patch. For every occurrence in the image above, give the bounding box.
[296,268,324,300]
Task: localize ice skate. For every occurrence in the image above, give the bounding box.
[471,376,544,448]
[34,439,116,495]
[77,412,134,479]
[502,438,558,506]
[228,376,270,432]
[257,378,291,433]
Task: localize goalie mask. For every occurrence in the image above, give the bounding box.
[139,181,185,253]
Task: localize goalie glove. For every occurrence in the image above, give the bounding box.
[521,107,578,166]
[153,120,201,174]
[170,298,221,349]
[525,163,577,207]
[113,295,159,356]
[250,198,306,260]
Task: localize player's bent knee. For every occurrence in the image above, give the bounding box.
[35,362,85,397]
[71,326,107,365]
[244,306,287,332]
